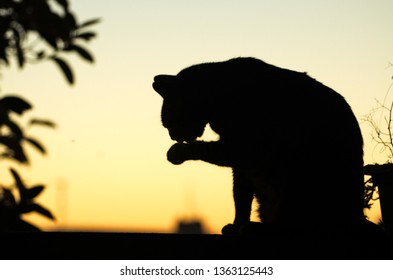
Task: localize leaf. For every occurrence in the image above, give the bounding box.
[55,0,69,10]
[51,56,74,84]
[24,137,46,155]
[64,11,77,30]
[9,168,27,198]
[13,148,29,164]
[26,185,45,199]
[4,120,24,139]
[0,138,28,163]
[0,96,32,114]
[15,38,25,68]
[41,32,58,49]
[9,26,25,68]
[74,32,96,41]
[0,187,16,208]
[29,118,57,128]
[0,37,10,65]
[30,203,55,220]
[67,44,94,62]
[77,18,101,29]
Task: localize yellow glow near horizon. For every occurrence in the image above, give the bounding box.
[2,0,392,233]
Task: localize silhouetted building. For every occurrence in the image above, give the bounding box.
[175,219,205,234]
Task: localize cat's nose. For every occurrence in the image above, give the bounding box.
[169,130,181,142]
[153,75,176,97]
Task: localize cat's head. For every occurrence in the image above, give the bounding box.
[153,74,208,143]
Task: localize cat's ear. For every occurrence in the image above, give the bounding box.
[153,75,177,98]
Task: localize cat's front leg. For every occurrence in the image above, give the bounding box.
[167,141,233,166]
[222,168,254,235]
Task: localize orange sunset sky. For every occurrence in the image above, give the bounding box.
[1,0,393,233]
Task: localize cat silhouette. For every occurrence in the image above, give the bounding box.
[153,57,366,235]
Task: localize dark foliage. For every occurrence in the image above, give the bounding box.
[0,0,99,231]
[0,0,100,84]
[0,168,54,231]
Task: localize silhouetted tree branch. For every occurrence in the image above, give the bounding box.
[362,71,393,161]
[0,0,99,231]
[0,0,100,84]
[362,62,393,219]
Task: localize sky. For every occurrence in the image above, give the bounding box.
[1,0,393,233]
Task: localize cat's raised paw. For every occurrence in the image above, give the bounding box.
[167,143,188,165]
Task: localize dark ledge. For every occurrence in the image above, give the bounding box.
[1,230,392,260]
